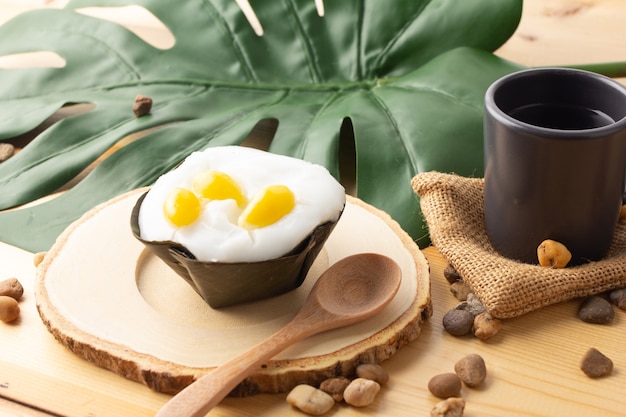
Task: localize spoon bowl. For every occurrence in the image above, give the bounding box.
[156,252,402,417]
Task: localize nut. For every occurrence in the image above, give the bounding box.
[0,278,23,300]
[473,312,501,340]
[0,296,20,322]
[442,309,474,336]
[132,94,153,117]
[430,397,465,417]
[454,354,487,387]
[286,384,334,415]
[319,377,350,402]
[343,378,380,407]
[427,373,462,399]
[580,348,613,378]
[537,239,571,268]
[356,363,389,385]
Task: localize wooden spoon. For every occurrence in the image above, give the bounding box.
[156,252,402,417]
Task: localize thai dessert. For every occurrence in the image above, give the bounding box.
[131,145,345,307]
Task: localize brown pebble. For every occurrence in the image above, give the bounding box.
[473,312,501,340]
[0,278,24,301]
[319,377,350,402]
[430,397,465,417]
[0,296,20,322]
[428,373,462,399]
[578,296,614,324]
[619,205,626,222]
[443,264,462,284]
[454,354,487,387]
[133,95,153,117]
[450,281,472,301]
[0,143,14,162]
[356,363,389,385]
[443,309,474,337]
[608,288,626,310]
[343,378,380,407]
[580,348,613,378]
[456,293,487,317]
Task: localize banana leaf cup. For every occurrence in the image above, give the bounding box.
[130,192,342,308]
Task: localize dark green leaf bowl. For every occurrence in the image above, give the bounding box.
[130,192,342,309]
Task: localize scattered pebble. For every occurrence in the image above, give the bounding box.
[430,397,465,417]
[132,94,153,117]
[0,143,15,162]
[537,239,572,268]
[286,384,335,415]
[0,278,23,301]
[450,281,472,301]
[442,309,474,337]
[356,363,389,385]
[473,312,501,340]
[456,293,487,317]
[319,377,350,402]
[608,288,626,310]
[580,348,613,378]
[454,354,487,387]
[578,296,614,324]
[33,251,47,267]
[0,296,20,323]
[428,373,462,399]
[619,204,626,222]
[443,264,462,284]
[343,378,380,407]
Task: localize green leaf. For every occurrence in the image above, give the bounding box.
[0,0,523,252]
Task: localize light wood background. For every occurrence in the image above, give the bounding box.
[1,1,626,416]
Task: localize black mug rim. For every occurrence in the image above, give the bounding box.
[485,67,626,139]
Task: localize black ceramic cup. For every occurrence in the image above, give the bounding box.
[484,67,626,265]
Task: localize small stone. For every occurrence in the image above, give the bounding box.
[442,309,474,337]
[454,354,487,387]
[430,397,465,417]
[355,363,389,385]
[580,348,613,378]
[578,296,614,324]
[473,312,501,340]
[343,378,380,407]
[450,281,472,301]
[286,384,335,415]
[427,373,462,399]
[33,251,47,267]
[619,205,626,222]
[608,288,626,310]
[0,143,15,162]
[319,377,350,402]
[456,293,487,317]
[132,94,153,117]
[443,264,462,284]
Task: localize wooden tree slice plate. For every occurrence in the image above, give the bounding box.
[35,189,432,396]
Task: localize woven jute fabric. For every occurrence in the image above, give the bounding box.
[411,171,626,319]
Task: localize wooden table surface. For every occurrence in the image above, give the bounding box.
[2,1,626,416]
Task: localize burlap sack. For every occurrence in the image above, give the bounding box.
[411,171,626,318]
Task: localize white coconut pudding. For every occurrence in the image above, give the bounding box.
[137,146,346,263]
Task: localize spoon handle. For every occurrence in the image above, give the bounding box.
[156,323,312,417]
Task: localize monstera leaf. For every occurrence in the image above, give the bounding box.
[0,0,523,252]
